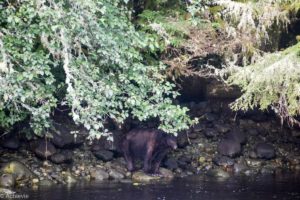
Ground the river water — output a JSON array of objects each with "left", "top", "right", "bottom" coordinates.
[{"left": 20, "top": 172, "right": 300, "bottom": 200}]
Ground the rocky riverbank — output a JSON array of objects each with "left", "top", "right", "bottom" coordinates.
[{"left": 1, "top": 100, "right": 300, "bottom": 192}]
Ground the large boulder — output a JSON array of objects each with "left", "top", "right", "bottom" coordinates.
[
  {"left": 93, "top": 150, "right": 114, "bottom": 162},
  {"left": 159, "top": 168, "right": 174, "bottom": 179},
  {"left": 217, "top": 139, "right": 241, "bottom": 158},
  {"left": 204, "top": 128, "right": 219, "bottom": 138},
  {"left": 132, "top": 171, "right": 160, "bottom": 182},
  {"left": 207, "top": 168, "right": 230, "bottom": 178},
  {"left": 0, "top": 137, "right": 20, "bottom": 150},
  {"left": 50, "top": 151, "right": 73, "bottom": 164},
  {"left": 61, "top": 171, "right": 77, "bottom": 184},
  {"left": 0, "top": 161, "right": 35, "bottom": 181},
  {"left": 104, "top": 159, "right": 128, "bottom": 175},
  {"left": 214, "top": 123, "right": 230, "bottom": 134},
  {"left": 91, "top": 130, "right": 124, "bottom": 155},
  {"left": 51, "top": 127, "right": 86, "bottom": 149},
  {"left": 204, "top": 113, "right": 219, "bottom": 122},
  {"left": 193, "top": 123, "right": 205, "bottom": 132},
  {"left": 225, "top": 128, "right": 247, "bottom": 145},
  {"left": 33, "top": 140, "right": 56, "bottom": 159},
  {"left": 233, "top": 163, "right": 248, "bottom": 173},
  {"left": 178, "top": 156, "right": 191, "bottom": 169},
  {"left": 164, "top": 158, "right": 178, "bottom": 170},
  {"left": 89, "top": 168, "right": 109, "bottom": 181},
  {"left": 108, "top": 169, "right": 125, "bottom": 180},
  {"left": 0, "top": 174, "right": 15, "bottom": 188},
  {"left": 39, "top": 179, "right": 54, "bottom": 186},
  {"left": 255, "top": 143, "right": 276, "bottom": 159},
  {"left": 213, "top": 155, "right": 235, "bottom": 167},
  {"left": 50, "top": 111, "right": 87, "bottom": 149}
]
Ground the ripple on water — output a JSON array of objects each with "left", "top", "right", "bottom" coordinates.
[{"left": 20, "top": 172, "right": 300, "bottom": 200}]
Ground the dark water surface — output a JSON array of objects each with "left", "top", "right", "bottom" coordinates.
[{"left": 21, "top": 172, "right": 300, "bottom": 200}]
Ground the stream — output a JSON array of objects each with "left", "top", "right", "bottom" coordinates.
[{"left": 19, "top": 172, "right": 300, "bottom": 200}]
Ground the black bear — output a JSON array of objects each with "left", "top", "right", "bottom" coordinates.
[{"left": 122, "top": 128, "right": 177, "bottom": 174}]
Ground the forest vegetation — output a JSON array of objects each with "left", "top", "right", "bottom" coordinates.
[{"left": 0, "top": 0, "right": 299, "bottom": 140}]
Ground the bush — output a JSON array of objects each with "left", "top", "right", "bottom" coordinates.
[
  {"left": 227, "top": 42, "right": 300, "bottom": 126},
  {"left": 0, "top": 0, "right": 196, "bottom": 139}
]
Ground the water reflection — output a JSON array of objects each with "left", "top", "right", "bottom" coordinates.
[{"left": 21, "top": 172, "right": 300, "bottom": 200}]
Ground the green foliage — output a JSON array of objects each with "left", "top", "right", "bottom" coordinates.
[
  {"left": 0, "top": 0, "right": 196, "bottom": 139},
  {"left": 187, "top": 0, "right": 300, "bottom": 65},
  {"left": 185, "top": 0, "right": 300, "bottom": 125},
  {"left": 227, "top": 42, "right": 300, "bottom": 125},
  {"left": 137, "top": 8, "right": 191, "bottom": 52},
  {"left": 187, "top": 0, "right": 209, "bottom": 17}
]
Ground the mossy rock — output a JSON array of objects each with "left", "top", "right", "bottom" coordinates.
[
  {"left": 159, "top": 168, "right": 174, "bottom": 179},
  {"left": 61, "top": 171, "right": 77, "bottom": 184},
  {"left": 39, "top": 179, "right": 54, "bottom": 187},
  {"left": 0, "top": 174, "right": 15, "bottom": 188},
  {"left": 207, "top": 168, "right": 230, "bottom": 179},
  {"left": 132, "top": 171, "right": 161, "bottom": 183},
  {"left": 1, "top": 161, "right": 35, "bottom": 181}
]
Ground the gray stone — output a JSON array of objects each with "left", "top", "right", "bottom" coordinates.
[
  {"left": 51, "top": 131, "right": 85, "bottom": 149},
  {"left": 50, "top": 173, "right": 65, "bottom": 184},
  {"left": 213, "top": 155, "right": 235, "bottom": 167},
  {"left": 159, "top": 168, "right": 174, "bottom": 179},
  {"left": 34, "top": 140, "right": 56, "bottom": 159},
  {"left": 193, "top": 123, "right": 205, "bottom": 132},
  {"left": 204, "top": 128, "right": 219, "bottom": 138},
  {"left": 189, "top": 132, "right": 199, "bottom": 139},
  {"left": 248, "top": 129, "right": 259, "bottom": 136},
  {"left": 93, "top": 150, "right": 114, "bottom": 162},
  {"left": 179, "top": 156, "right": 192, "bottom": 164},
  {"left": 177, "top": 156, "right": 191, "bottom": 169},
  {"left": 164, "top": 158, "right": 178, "bottom": 170},
  {"left": 0, "top": 174, "right": 15, "bottom": 188},
  {"left": 90, "top": 168, "right": 109, "bottom": 181},
  {"left": 177, "top": 160, "right": 188, "bottom": 169},
  {"left": 246, "top": 159, "right": 263, "bottom": 167},
  {"left": 217, "top": 139, "right": 241, "bottom": 158},
  {"left": 207, "top": 168, "right": 230, "bottom": 178},
  {"left": 1, "top": 137, "right": 20, "bottom": 150},
  {"left": 255, "top": 143, "right": 275, "bottom": 159},
  {"left": 90, "top": 130, "right": 124, "bottom": 154},
  {"left": 50, "top": 115, "right": 87, "bottom": 148},
  {"left": 1, "top": 161, "right": 35, "bottom": 181},
  {"left": 109, "top": 169, "right": 125, "bottom": 180},
  {"left": 189, "top": 101, "right": 197, "bottom": 109},
  {"left": 214, "top": 124, "right": 230, "bottom": 134},
  {"left": 204, "top": 113, "right": 218, "bottom": 122},
  {"left": 62, "top": 172, "right": 77, "bottom": 184},
  {"left": 225, "top": 128, "right": 247, "bottom": 144},
  {"left": 249, "top": 151, "right": 257, "bottom": 159},
  {"left": 233, "top": 163, "right": 248, "bottom": 173},
  {"left": 50, "top": 151, "right": 73, "bottom": 164},
  {"left": 39, "top": 179, "right": 54, "bottom": 186},
  {"left": 292, "top": 130, "right": 300, "bottom": 137},
  {"left": 132, "top": 171, "right": 160, "bottom": 182}
]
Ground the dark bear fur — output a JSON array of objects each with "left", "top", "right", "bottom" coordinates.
[{"left": 122, "top": 128, "right": 177, "bottom": 174}]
